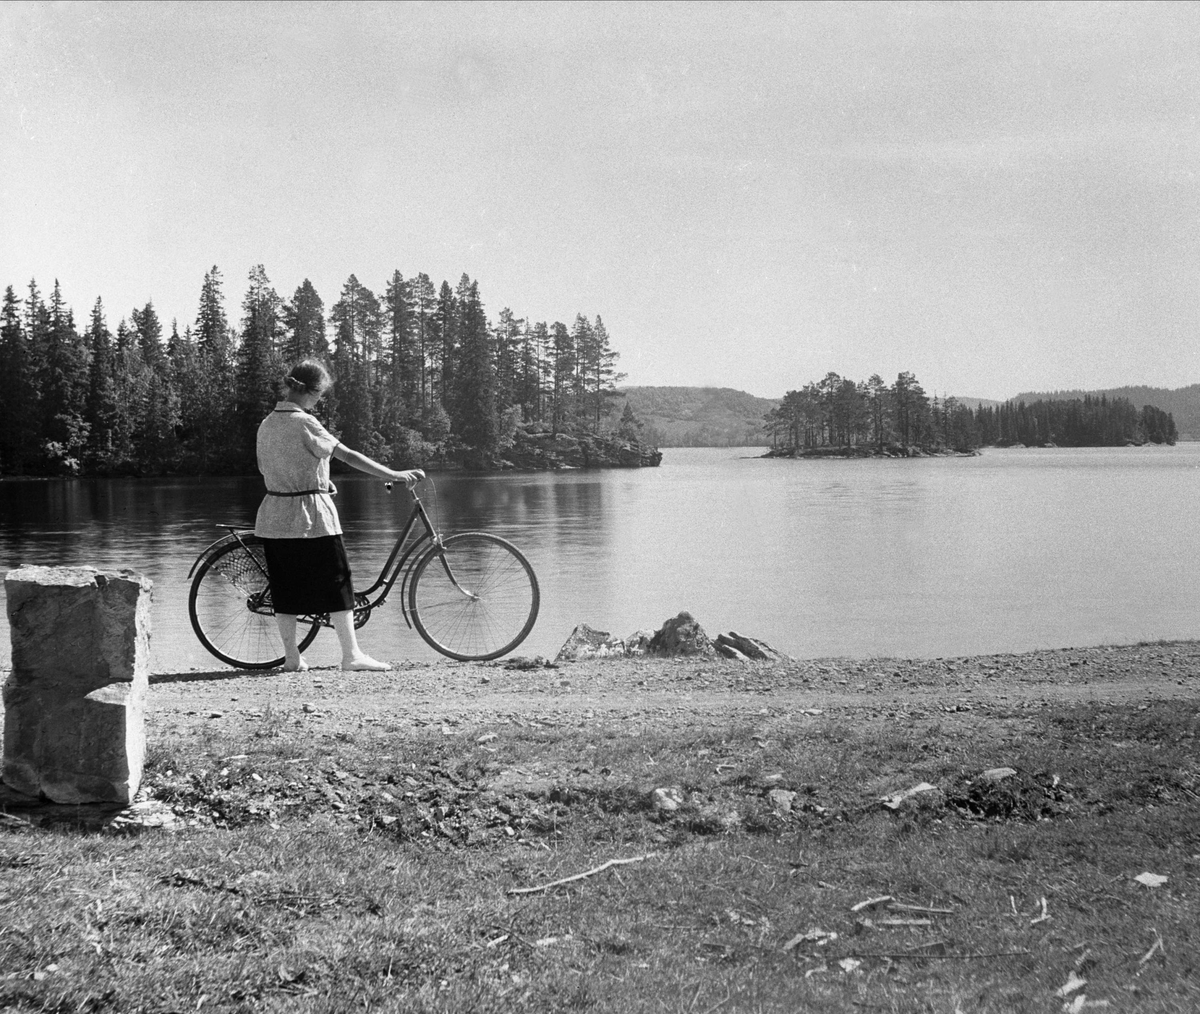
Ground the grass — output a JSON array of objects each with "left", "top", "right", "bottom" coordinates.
[{"left": 2, "top": 696, "right": 1198, "bottom": 1012}]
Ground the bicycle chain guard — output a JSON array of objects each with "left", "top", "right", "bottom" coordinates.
[{"left": 353, "top": 591, "right": 372, "bottom": 629}]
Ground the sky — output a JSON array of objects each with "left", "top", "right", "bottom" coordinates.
[{"left": 3, "top": 1, "right": 1199, "bottom": 402}]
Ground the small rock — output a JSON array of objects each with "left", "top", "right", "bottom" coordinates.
[
  {"left": 622, "top": 630, "right": 653, "bottom": 655},
  {"left": 503, "top": 655, "right": 556, "bottom": 671},
  {"left": 554, "top": 624, "right": 629, "bottom": 663},
  {"left": 648, "top": 612, "right": 714, "bottom": 657},
  {"left": 717, "top": 631, "right": 792, "bottom": 662},
  {"left": 650, "top": 786, "right": 686, "bottom": 812},
  {"left": 766, "top": 788, "right": 797, "bottom": 813},
  {"left": 978, "top": 767, "right": 1018, "bottom": 783},
  {"left": 881, "top": 782, "right": 940, "bottom": 810}
]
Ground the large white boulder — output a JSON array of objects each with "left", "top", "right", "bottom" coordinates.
[{"left": 3, "top": 566, "right": 152, "bottom": 804}]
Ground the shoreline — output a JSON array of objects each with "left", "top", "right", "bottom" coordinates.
[
  {"left": 2, "top": 640, "right": 1196, "bottom": 742},
  {"left": 133, "top": 639, "right": 1200, "bottom": 733}
]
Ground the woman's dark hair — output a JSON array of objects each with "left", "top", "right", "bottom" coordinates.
[{"left": 282, "top": 359, "right": 333, "bottom": 397}]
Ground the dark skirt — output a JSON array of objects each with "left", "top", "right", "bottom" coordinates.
[{"left": 261, "top": 535, "right": 355, "bottom": 616}]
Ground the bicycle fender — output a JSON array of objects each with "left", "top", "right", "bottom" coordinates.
[
  {"left": 186, "top": 530, "right": 256, "bottom": 579},
  {"left": 399, "top": 562, "right": 417, "bottom": 630},
  {"left": 399, "top": 542, "right": 444, "bottom": 631}
]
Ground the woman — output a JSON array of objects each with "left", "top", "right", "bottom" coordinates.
[{"left": 254, "top": 359, "right": 423, "bottom": 671}]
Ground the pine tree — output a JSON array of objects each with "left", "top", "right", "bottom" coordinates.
[
  {"left": 236, "top": 265, "right": 284, "bottom": 463},
  {"left": 138, "top": 366, "right": 181, "bottom": 471},
  {"left": 527, "top": 321, "right": 551, "bottom": 424},
  {"left": 383, "top": 270, "right": 419, "bottom": 424},
  {"left": 411, "top": 273, "right": 437, "bottom": 417},
  {"left": 281, "top": 279, "right": 328, "bottom": 363},
  {"left": 865, "top": 374, "right": 890, "bottom": 448},
  {"left": 433, "top": 280, "right": 458, "bottom": 411},
  {"left": 549, "top": 321, "right": 574, "bottom": 435},
  {"left": 131, "top": 301, "right": 165, "bottom": 375},
  {"left": 617, "top": 401, "right": 643, "bottom": 442},
  {"left": 513, "top": 321, "right": 541, "bottom": 422},
  {"left": 110, "top": 318, "right": 148, "bottom": 470},
  {"left": 39, "top": 281, "right": 89, "bottom": 472},
  {"left": 0, "top": 286, "right": 37, "bottom": 473},
  {"left": 493, "top": 307, "right": 522, "bottom": 416},
  {"left": 127, "top": 299, "right": 180, "bottom": 470},
  {"left": 187, "top": 267, "right": 235, "bottom": 471},
  {"left": 893, "top": 371, "right": 918, "bottom": 446},
  {"left": 585, "top": 315, "right": 624, "bottom": 432},
  {"left": 84, "top": 298, "right": 119, "bottom": 470},
  {"left": 195, "top": 267, "right": 231, "bottom": 362},
  {"left": 329, "top": 275, "right": 383, "bottom": 455},
  {"left": 569, "top": 314, "right": 593, "bottom": 428},
  {"left": 22, "top": 280, "right": 51, "bottom": 470},
  {"left": 452, "top": 280, "right": 498, "bottom": 464}
]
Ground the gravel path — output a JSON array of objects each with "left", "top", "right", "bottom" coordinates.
[{"left": 141, "top": 641, "right": 1200, "bottom": 734}]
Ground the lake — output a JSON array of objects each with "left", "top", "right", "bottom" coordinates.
[{"left": 1, "top": 444, "right": 1198, "bottom": 671}]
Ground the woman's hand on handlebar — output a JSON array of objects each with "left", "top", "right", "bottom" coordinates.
[{"left": 392, "top": 469, "right": 424, "bottom": 490}]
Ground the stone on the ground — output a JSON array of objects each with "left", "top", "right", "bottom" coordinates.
[
  {"left": 978, "top": 767, "right": 1018, "bottom": 783},
  {"left": 714, "top": 640, "right": 749, "bottom": 661},
  {"left": 881, "top": 781, "right": 940, "bottom": 811},
  {"left": 3, "top": 566, "right": 152, "bottom": 804},
  {"left": 650, "top": 786, "right": 686, "bottom": 813},
  {"left": 766, "top": 788, "right": 797, "bottom": 813},
  {"left": 554, "top": 625, "right": 656, "bottom": 662},
  {"left": 502, "top": 655, "right": 556, "bottom": 670},
  {"left": 554, "top": 624, "right": 629, "bottom": 662},
  {"left": 555, "top": 616, "right": 720, "bottom": 662},
  {"left": 622, "top": 630, "right": 653, "bottom": 655},
  {"left": 648, "top": 612, "right": 714, "bottom": 656},
  {"left": 716, "top": 631, "right": 792, "bottom": 662}
]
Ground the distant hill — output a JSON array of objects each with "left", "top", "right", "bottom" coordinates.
[
  {"left": 952, "top": 396, "right": 1002, "bottom": 411},
  {"left": 613, "top": 386, "right": 779, "bottom": 447},
  {"left": 1010, "top": 385, "right": 1200, "bottom": 440},
  {"left": 611, "top": 383, "right": 1200, "bottom": 448}
]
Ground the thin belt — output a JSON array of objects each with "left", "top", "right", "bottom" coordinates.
[{"left": 265, "top": 489, "right": 335, "bottom": 497}]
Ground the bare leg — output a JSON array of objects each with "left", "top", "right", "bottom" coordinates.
[
  {"left": 274, "top": 613, "right": 310, "bottom": 671},
  {"left": 330, "top": 610, "right": 390, "bottom": 671}
]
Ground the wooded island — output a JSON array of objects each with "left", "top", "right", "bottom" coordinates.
[{"left": 763, "top": 371, "right": 1178, "bottom": 456}]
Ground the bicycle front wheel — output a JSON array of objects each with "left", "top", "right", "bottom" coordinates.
[
  {"left": 409, "top": 533, "right": 539, "bottom": 661},
  {"left": 189, "top": 536, "right": 320, "bottom": 669}
]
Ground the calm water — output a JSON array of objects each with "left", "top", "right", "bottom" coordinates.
[{"left": 1, "top": 445, "right": 1198, "bottom": 671}]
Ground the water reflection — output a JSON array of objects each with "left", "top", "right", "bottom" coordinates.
[{"left": 2, "top": 445, "right": 1200, "bottom": 671}]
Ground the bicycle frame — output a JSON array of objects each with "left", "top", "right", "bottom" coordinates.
[
  {"left": 187, "top": 484, "right": 453, "bottom": 632},
  {"left": 357, "top": 485, "right": 444, "bottom": 631}
]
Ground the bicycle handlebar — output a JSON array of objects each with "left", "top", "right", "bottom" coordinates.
[{"left": 384, "top": 474, "right": 425, "bottom": 497}]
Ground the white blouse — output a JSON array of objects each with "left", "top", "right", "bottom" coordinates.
[{"left": 253, "top": 403, "right": 343, "bottom": 539}]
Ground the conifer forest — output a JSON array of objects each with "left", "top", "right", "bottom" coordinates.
[
  {"left": 0, "top": 267, "right": 626, "bottom": 476},
  {"left": 0, "top": 266, "right": 1179, "bottom": 478}
]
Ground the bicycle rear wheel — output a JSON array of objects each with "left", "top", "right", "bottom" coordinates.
[
  {"left": 189, "top": 536, "right": 321, "bottom": 669},
  {"left": 409, "top": 532, "right": 539, "bottom": 661}
]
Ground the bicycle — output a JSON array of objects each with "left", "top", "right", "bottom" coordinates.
[{"left": 187, "top": 480, "right": 539, "bottom": 669}]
